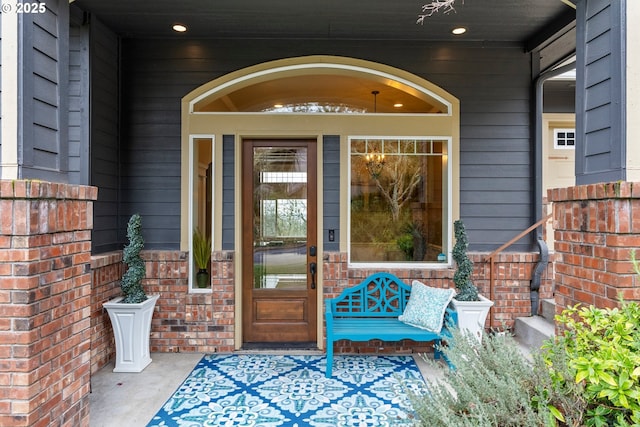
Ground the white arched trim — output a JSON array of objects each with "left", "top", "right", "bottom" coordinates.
[{"left": 185, "top": 56, "right": 454, "bottom": 115}]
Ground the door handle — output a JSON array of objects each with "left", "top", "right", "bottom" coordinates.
[{"left": 309, "top": 262, "right": 317, "bottom": 289}]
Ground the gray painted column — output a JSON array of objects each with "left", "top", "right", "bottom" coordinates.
[{"left": 574, "top": 0, "right": 627, "bottom": 184}]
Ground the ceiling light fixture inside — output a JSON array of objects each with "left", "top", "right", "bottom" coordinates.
[
  {"left": 452, "top": 27, "right": 467, "bottom": 35},
  {"left": 173, "top": 24, "right": 187, "bottom": 32},
  {"left": 393, "top": 103, "right": 403, "bottom": 108}
]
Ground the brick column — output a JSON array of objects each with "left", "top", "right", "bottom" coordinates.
[
  {"left": 0, "top": 180, "right": 97, "bottom": 427},
  {"left": 549, "top": 182, "right": 640, "bottom": 312}
]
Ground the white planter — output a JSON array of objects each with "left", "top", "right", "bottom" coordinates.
[
  {"left": 450, "top": 294, "right": 494, "bottom": 340},
  {"left": 103, "top": 294, "right": 159, "bottom": 373}
]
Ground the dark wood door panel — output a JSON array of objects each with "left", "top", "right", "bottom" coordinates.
[{"left": 242, "top": 139, "right": 318, "bottom": 344}]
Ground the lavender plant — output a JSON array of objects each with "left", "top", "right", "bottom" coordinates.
[{"left": 408, "top": 329, "right": 586, "bottom": 427}]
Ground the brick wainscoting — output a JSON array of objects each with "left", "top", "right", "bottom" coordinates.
[
  {"left": 0, "top": 181, "right": 97, "bottom": 427},
  {"left": 91, "top": 249, "right": 552, "bottom": 368},
  {"left": 89, "top": 252, "right": 122, "bottom": 374},
  {"left": 148, "top": 250, "right": 235, "bottom": 354},
  {"left": 91, "top": 250, "right": 236, "bottom": 373},
  {"left": 549, "top": 181, "right": 640, "bottom": 312},
  {"left": 322, "top": 251, "right": 552, "bottom": 354}
]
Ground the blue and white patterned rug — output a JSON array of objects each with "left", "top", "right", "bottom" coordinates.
[{"left": 146, "top": 354, "right": 427, "bottom": 426}]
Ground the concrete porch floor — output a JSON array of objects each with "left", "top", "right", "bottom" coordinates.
[
  {"left": 89, "top": 352, "right": 444, "bottom": 427},
  {"left": 90, "top": 353, "right": 204, "bottom": 427}
]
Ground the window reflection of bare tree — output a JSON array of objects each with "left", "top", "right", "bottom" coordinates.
[{"left": 370, "top": 155, "right": 422, "bottom": 222}]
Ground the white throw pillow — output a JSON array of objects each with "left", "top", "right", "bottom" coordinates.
[{"left": 399, "top": 280, "right": 455, "bottom": 332}]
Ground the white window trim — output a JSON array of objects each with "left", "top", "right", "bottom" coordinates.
[
  {"left": 347, "top": 135, "right": 453, "bottom": 269},
  {"left": 189, "top": 135, "right": 215, "bottom": 293},
  {"left": 553, "top": 128, "right": 576, "bottom": 150}
]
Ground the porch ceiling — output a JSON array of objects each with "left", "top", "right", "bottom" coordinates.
[{"left": 73, "top": 0, "right": 575, "bottom": 48}]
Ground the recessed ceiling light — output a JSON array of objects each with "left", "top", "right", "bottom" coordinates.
[
  {"left": 452, "top": 27, "right": 467, "bottom": 35},
  {"left": 173, "top": 24, "right": 187, "bottom": 33},
  {"left": 273, "top": 104, "right": 284, "bottom": 108},
  {"left": 393, "top": 103, "right": 403, "bottom": 108}
]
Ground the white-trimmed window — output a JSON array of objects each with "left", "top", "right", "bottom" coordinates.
[
  {"left": 554, "top": 128, "right": 575, "bottom": 149},
  {"left": 189, "top": 135, "right": 214, "bottom": 292},
  {"left": 349, "top": 137, "right": 450, "bottom": 266}
]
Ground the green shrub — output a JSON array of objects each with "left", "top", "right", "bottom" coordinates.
[
  {"left": 408, "top": 328, "right": 584, "bottom": 427},
  {"left": 396, "top": 233, "right": 414, "bottom": 260},
  {"left": 545, "top": 301, "right": 640, "bottom": 426},
  {"left": 410, "top": 249, "right": 640, "bottom": 427},
  {"left": 121, "top": 213, "right": 148, "bottom": 303},
  {"left": 452, "top": 219, "right": 478, "bottom": 301}
]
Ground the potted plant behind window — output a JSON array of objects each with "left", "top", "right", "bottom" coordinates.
[
  {"left": 192, "top": 227, "right": 211, "bottom": 288},
  {"left": 103, "top": 214, "right": 159, "bottom": 372},
  {"left": 449, "top": 219, "right": 494, "bottom": 340}
]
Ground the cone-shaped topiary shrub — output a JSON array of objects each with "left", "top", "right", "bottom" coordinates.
[
  {"left": 121, "top": 213, "right": 148, "bottom": 303},
  {"left": 452, "top": 219, "right": 479, "bottom": 301}
]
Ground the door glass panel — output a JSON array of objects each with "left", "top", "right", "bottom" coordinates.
[{"left": 253, "top": 147, "right": 307, "bottom": 289}]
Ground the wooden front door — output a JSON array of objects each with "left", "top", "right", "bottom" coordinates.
[{"left": 242, "top": 140, "right": 318, "bottom": 344}]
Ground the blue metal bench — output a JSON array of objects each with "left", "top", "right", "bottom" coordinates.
[{"left": 325, "top": 272, "right": 457, "bottom": 377}]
